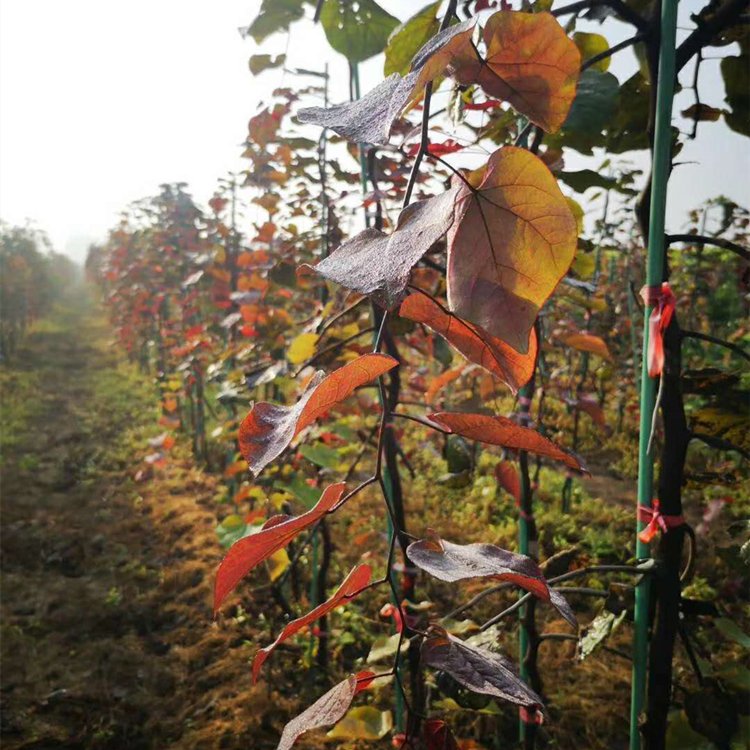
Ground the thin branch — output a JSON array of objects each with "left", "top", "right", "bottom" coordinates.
[
  {"left": 402, "top": 0, "right": 458, "bottom": 208},
  {"left": 681, "top": 330, "right": 750, "bottom": 362},
  {"left": 690, "top": 432, "right": 750, "bottom": 460},
  {"left": 581, "top": 33, "right": 646, "bottom": 72},
  {"left": 292, "top": 326, "right": 375, "bottom": 376},
  {"left": 313, "top": 0, "right": 325, "bottom": 24},
  {"left": 667, "top": 233, "right": 750, "bottom": 261}
]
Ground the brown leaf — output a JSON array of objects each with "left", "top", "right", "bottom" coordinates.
[
  {"left": 421, "top": 626, "right": 543, "bottom": 708},
  {"left": 446, "top": 146, "right": 577, "bottom": 353},
  {"left": 429, "top": 411, "right": 586, "bottom": 473},
  {"left": 253, "top": 564, "right": 371, "bottom": 683},
  {"left": 408, "top": 532, "right": 550, "bottom": 600},
  {"left": 214, "top": 483, "right": 345, "bottom": 613},
  {"left": 455, "top": 11, "right": 580, "bottom": 133},
  {"left": 298, "top": 20, "right": 476, "bottom": 145},
  {"left": 238, "top": 353, "right": 397, "bottom": 475},
  {"left": 400, "top": 291, "right": 536, "bottom": 392},
  {"left": 301, "top": 187, "right": 460, "bottom": 308},
  {"left": 276, "top": 671, "right": 373, "bottom": 750}
]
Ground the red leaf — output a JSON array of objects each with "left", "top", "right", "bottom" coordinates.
[
  {"left": 252, "top": 564, "right": 371, "bottom": 683},
  {"left": 400, "top": 292, "right": 536, "bottom": 393},
  {"left": 495, "top": 460, "right": 521, "bottom": 502},
  {"left": 276, "top": 671, "right": 373, "bottom": 750},
  {"left": 238, "top": 353, "right": 397, "bottom": 475},
  {"left": 429, "top": 412, "right": 586, "bottom": 473},
  {"left": 407, "top": 531, "right": 550, "bottom": 601},
  {"left": 424, "top": 719, "right": 459, "bottom": 750},
  {"left": 421, "top": 626, "right": 543, "bottom": 708},
  {"left": 214, "top": 483, "right": 345, "bottom": 613}
]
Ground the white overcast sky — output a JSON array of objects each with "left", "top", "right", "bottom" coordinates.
[{"left": 0, "top": 0, "right": 747, "bottom": 263}]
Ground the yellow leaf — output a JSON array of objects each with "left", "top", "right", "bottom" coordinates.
[
  {"left": 573, "top": 32, "right": 611, "bottom": 72},
  {"left": 287, "top": 333, "right": 319, "bottom": 365},
  {"left": 572, "top": 251, "right": 596, "bottom": 279},
  {"left": 267, "top": 548, "right": 290, "bottom": 582},
  {"left": 327, "top": 706, "right": 393, "bottom": 740}
]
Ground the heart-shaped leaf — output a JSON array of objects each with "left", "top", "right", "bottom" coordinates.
[
  {"left": 400, "top": 291, "right": 537, "bottom": 393},
  {"left": 454, "top": 11, "right": 580, "bottom": 133},
  {"left": 238, "top": 353, "right": 397, "bottom": 475},
  {"left": 446, "top": 146, "right": 577, "bottom": 353},
  {"left": 253, "top": 564, "right": 372, "bottom": 682},
  {"left": 214, "top": 483, "right": 345, "bottom": 613}
]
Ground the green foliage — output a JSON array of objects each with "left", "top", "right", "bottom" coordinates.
[{"left": 320, "top": 0, "right": 399, "bottom": 63}]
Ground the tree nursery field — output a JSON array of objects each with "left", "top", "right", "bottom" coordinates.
[{"left": 1, "top": 1, "right": 748, "bottom": 749}]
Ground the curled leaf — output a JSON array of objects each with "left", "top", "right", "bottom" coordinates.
[
  {"left": 400, "top": 291, "right": 537, "bottom": 392},
  {"left": 421, "top": 626, "right": 543, "bottom": 708},
  {"left": 495, "top": 460, "right": 521, "bottom": 502},
  {"left": 298, "top": 20, "right": 476, "bottom": 145},
  {"left": 253, "top": 564, "right": 372, "bottom": 682},
  {"left": 238, "top": 353, "right": 397, "bottom": 475},
  {"left": 302, "top": 188, "right": 460, "bottom": 308},
  {"left": 408, "top": 532, "right": 550, "bottom": 600},
  {"left": 214, "top": 483, "right": 345, "bottom": 613},
  {"left": 447, "top": 147, "right": 577, "bottom": 353},
  {"left": 429, "top": 412, "right": 586, "bottom": 473}
]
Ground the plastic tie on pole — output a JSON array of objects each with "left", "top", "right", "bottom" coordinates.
[
  {"left": 637, "top": 498, "right": 685, "bottom": 543},
  {"left": 640, "top": 282, "right": 676, "bottom": 377}
]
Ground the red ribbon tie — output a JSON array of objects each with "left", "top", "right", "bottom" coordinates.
[
  {"left": 637, "top": 499, "right": 685, "bottom": 543},
  {"left": 640, "top": 282, "right": 676, "bottom": 377}
]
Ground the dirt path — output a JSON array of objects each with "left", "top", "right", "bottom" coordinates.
[{"left": 0, "top": 290, "right": 286, "bottom": 750}]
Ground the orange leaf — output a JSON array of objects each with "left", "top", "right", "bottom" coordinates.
[
  {"left": 447, "top": 146, "right": 577, "bottom": 353},
  {"left": 224, "top": 460, "right": 249, "bottom": 479},
  {"left": 495, "top": 460, "right": 521, "bottom": 502},
  {"left": 425, "top": 366, "right": 466, "bottom": 405},
  {"left": 400, "top": 292, "right": 537, "bottom": 393},
  {"left": 429, "top": 412, "right": 586, "bottom": 473},
  {"left": 456, "top": 11, "right": 580, "bottom": 133},
  {"left": 238, "top": 353, "right": 397, "bottom": 475},
  {"left": 214, "top": 483, "right": 345, "bottom": 613},
  {"left": 252, "top": 564, "right": 371, "bottom": 683},
  {"left": 561, "top": 333, "right": 612, "bottom": 360}
]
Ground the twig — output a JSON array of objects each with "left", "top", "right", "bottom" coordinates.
[
  {"left": 681, "top": 330, "right": 750, "bottom": 362},
  {"left": 667, "top": 233, "right": 750, "bottom": 261},
  {"left": 581, "top": 33, "right": 646, "bottom": 72}
]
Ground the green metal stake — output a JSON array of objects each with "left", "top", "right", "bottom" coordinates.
[
  {"left": 351, "top": 61, "right": 405, "bottom": 735},
  {"left": 629, "top": 0, "right": 679, "bottom": 747}
]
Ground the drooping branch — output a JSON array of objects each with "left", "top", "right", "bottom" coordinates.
[
  {"left": 681, "top": 329, "right": 750, "bottom": 362},
  {"left": 690, "top": 431, "right": 750, "bottom": 459},
  {"left": 675, "top": 0, "right": 750, "bottom": 72},
  {"left": 667, "top": 233, "right": 750, "bottom": 261}
]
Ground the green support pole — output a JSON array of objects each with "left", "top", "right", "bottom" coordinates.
[
  {"left": 629, "top": 0, "right": 679, "bottom": 747},
  {"left": 352, "top": 61, "right": 405, "bottom": 735}
]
